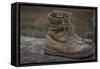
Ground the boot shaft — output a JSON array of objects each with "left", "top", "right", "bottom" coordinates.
[{"left": 47, "top": 10, "right": 74, "bottom": 42}]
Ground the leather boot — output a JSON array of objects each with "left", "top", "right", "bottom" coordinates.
[{"left": 44, "top": 10, "right": 94, "bottom": 59}]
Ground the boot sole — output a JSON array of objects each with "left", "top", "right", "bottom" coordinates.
[{"left": 44, "top": 46, "right": 94, "bottom": 59}]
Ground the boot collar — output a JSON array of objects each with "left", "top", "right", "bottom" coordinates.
[{"left": 48, "top": 10, "right": 72, "bottom": 24}]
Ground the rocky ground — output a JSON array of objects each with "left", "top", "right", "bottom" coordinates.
[{"left": 20, "top": 35, "right": 95, "bottom": 64}]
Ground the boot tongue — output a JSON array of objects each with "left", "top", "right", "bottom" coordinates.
[
  {"left": 48, "top": 11, "right": 65, "bottom": 24},
  {"left": 56, "top": 13, "right": 64, "bottom": 18}
]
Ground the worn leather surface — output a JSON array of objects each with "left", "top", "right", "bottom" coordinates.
[{"left": 45, "top": 10, "right": 95, "bottom": 59}]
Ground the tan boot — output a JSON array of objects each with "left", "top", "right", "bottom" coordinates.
[{"left": 44, "top": 10, "right": 94, "bottom": 59}]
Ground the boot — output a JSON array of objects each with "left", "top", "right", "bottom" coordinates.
[{"left": 44, "top": 10, "right": 94, "bottom": 59}]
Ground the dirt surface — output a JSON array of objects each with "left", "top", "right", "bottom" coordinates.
[{"left": 20, "top": 35, "right": 95, "bottom": 64}]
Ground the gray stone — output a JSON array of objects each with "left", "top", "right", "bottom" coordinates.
[{"left": 20, "top": 35, "right": 95, "bottom": 64}]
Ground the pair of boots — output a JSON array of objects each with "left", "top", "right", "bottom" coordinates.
[{"left": 45, "top": 10, "right": 94, "bottom": 59}]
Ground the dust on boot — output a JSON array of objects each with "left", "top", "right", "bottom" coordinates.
[{"left": 44, "top": 10, "right": 95, "bottom": 59}]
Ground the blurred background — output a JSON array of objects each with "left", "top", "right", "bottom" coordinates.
[{"left": 20, "top": 5, "right": 96, "bottom": 40}]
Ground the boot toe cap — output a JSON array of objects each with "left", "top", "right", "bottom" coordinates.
[{"left": 72, "top": 44, "right": 94, "bottom": 59}]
